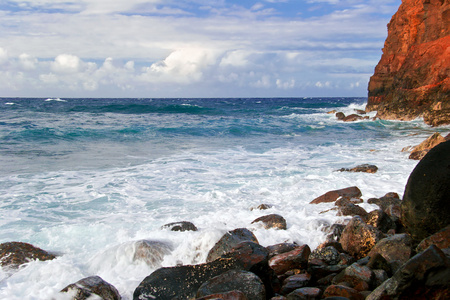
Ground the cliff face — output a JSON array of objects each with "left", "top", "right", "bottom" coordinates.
[{"left": 366, "top": 0, "right": 450, "bottom": 127}]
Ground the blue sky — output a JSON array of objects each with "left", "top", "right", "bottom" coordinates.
[{"left": 0, "top": 0, "right": 401, "bottom": 98}]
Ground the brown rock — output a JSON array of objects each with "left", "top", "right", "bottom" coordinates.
[
  {"left": 207, "top": 228, "right": 259, "bottom": 262},
  {"left": 339, "top": 216, "right": 385, "bottom": 259},
  {"left": 281, "top": 273, "right": 312, "bottom": 295},
  {"left": 366, "top": 0, "right": 450, "bottom": 127},
  {"left": 269, "top": 245, "right": 311, "bottom": 275},
  {"left": 366, "top": 253, "right": 392, "bottom": 276},
  {"left": 366, "top": 245, "right": 450, "bottom": 300},
  {"left": 251, "top": 204, "right": 273, "bottom": 211},
  {"left": 364, "top": 210, "right": 396, "bottom": 233},
  {"left": 0, "top": 242, "right": 56, "bottom": 269},
  {"left": 266, "top": 243, "right": 300, "bottom": 259},
  {"left": 310, "top": 186, "right": 362, "bottom": 204},
  {"left": 323, "top": 285, "right": 364, "bottom": 300},
  {"left": 61, "top": 276, "right": 121, "bottom": 300},
  {"left": 336, "top": 202, "right": 368, "bottom": 219},
  {"left": 221, "top": 241, "right": 269, "bottom": 270},
  {"left": 252, "top": 214, "right": 287, "bottom": 230},
  {"left": 368, "top": 234, "right": 412, "bottom": 267},
  {"left": 335, "top": 112, "right": 345, "bottom": 120},
  {"left": 286, "top": 287, "right": 321, "bottom": 300},
  {"left": 408, "top": 132, "right": 448, "bottom": 160},
  {"left": 342, "top": 114, "right": 364, "bottom": 122},
  {"left": 196, "top": 290, "right": 248, "bottom": 300},
  {"left": 332, "top": 263, "right": 375, "bottom": 291},
  {"left": 416, "top": 224, "right": 450, "bottom": 253}
]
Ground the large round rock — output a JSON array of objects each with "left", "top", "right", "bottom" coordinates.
[{"left": 401, "top": 140, "right": 450, "bottom": 243}]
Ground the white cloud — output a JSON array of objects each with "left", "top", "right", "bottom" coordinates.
[
  {"left": 0, "top": 47, "right": 8, "bottom": 64},
  {"left": 51, "top": 54, "right": 82, "bottom": 74},
  {"left": 19, "top": 53, "right": 38, "bottom": 70}
]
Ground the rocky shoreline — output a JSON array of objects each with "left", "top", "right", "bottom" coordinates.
[{"left": 1, "top": 140, "right": 449, "bottom": 300}]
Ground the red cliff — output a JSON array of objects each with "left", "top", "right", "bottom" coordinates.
[{"left": 366, "top": 0, "right": 450, "bottom": 127}]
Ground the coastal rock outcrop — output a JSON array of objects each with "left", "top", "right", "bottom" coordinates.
[
  {"left": 401, "top": 140, "right": 450, "bottom": 243},
  {"left": 0, "top": 242, "right": 56, "bottom": 269},
  {"left": 366, "top": 0, "right": 450, "bottom": 126}
]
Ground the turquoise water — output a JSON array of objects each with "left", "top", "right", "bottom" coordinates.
[{"left": 0, "top": 97, "right": 445, "bottom": 299}]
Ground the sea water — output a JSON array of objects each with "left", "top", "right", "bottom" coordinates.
[{"left": 0, "top": 97, "right": 447, "bottom": 299}]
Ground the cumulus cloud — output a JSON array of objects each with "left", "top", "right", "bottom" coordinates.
[
  {"left": 51, "top": 54, "right": 82, "bottom": 74},
  {"left": 0, "top": 47, "right": 8, "bottom": 64}
]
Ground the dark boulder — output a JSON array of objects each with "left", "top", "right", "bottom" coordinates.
[
  {"left": 366, "top": 245, "right": 450, "bottom": 300},
  {"left": 133, "top": 258, "right": 244, "bottom": 300},
  {"left": 206, "top": 228, "right": 259, "bottom": 262},
  {"left": 323, "top": 285, "right": 364, "bottom": 300},
  {"left": 266, "top": 243, "right": 299, "bottom": 259},
  {"left": 196, "top": 290, "right": 248, "bottom": 300},
  {"left": 335, "top": 112, "right": 346, "bottom": 120},
  {"left": 309, "top": 246, "right": 340, "bottom": 265},
  {"left": 286, "top": 287, "right": 322, "bottom": 300},
  {"left": 416, "top": 224, "right": 450, "bottom": 253},
  {"left": 196, "top": 269, "right": 266, "bottom": 300},
  {"left": 251, "top": 214, "right": 287, "bottom": 230},
  {"left": 342, "top": 114, "right": 365, "bottom": 122},
  {"left": 364, "top": 209, "right": 396, "bottom": 233},
  {"left": 332, "top": 263, "right": 375, "bottom": 291},
  {"left": 161, "top": 221, "right": 197, "bottom": 232},
  {"left": 310, "top": 187, "right": 362, "bottom": 204},
  {"left": 367, "top": 233, "right": 412, "bottom": 267},
  {"left": 401, "top": 140, "right": 450, "bottom": 243},
  {"left": 60, "top": 276, "right": 121, "bottom": 300},
  {"left": 269, "top": 244, "right": 311, "bottom": 275},
  {"left": 281, "top": 273, "right": 312, "bottom": 295},
  {"left": 0, "top": 242, "right": 56, "bottom": 269}
]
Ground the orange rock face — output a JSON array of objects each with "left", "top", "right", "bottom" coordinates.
[{"left": 366, "top": 0, "right": 450, "bottom": 127}]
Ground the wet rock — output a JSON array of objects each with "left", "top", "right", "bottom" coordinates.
[
  {"left": 364, "top": 210, "right": 396, "bottom": 233},
  {"left": 368, "top": 233, "right": 412, "bottom": 266},
  {"left": 133, "top": 258, "right": 244, "bottom": 300},
  {"left": 323, "top": 285, "right": 363, "bottom": 300},
  {"left": 286, "top": 287, "right": 322, "bottom": 300},
  {"left": 308, "top": 264, "right": 347, "bottom": 281},
  {"left": 0, "top": 242, "right": 56, "bottom": 269},
  {"left": 336, "top": 201, "right": 368, "bottom": 219},
  {"left": 310, "top": 187, "right": 362, "bottom": 204},
  {"left": 251, "top": 204, "right": 273, "bottom": 211},
  {"left": 132, "top": 240, "right": 173, "bottom": 267},
  {"left": 325, "top": 224, "right": 346, "bottom": 243},
  {"left": 342, "top": 114, "right": 364, "bottom": 122},
  {"left": 161, "top": 221, "right": 198, "bottom": 232},
  {"left": 416, "top": 224, "right": 450, "bottom": 253},
  {"left": 366, "top": 253, "right": 391, "bottom": 276},
  {"left": 196, "top": 290, "right": 248, "bottom": 300},
  {"left": 401, "top": 140, "right": 450, "bottom": 243},
  {"left": 335, "top": 112, "right": 345, "bottom": 120},
  {"left": 408, "top": 132, "right": 449, "bottom": 160},
  {"left": 281, "top": 273, "right": 312, "bottom": 295},
  {"left": 332, "top": 263, "right": 375, "bottom": 291},
  {"left": 252, "top": 214, "right": 287, "bottom": 230},
  {"left": 61, "top": 276, "right": 121, "bottom": 300},
  {"left": 309, "top": 246, "right": 340, "bottom": 265},
  {"left": 339, "top": 216, "right": 385, "bottom": 259},
  {"left": 206, "top": 228, "right": 259, "bottom": 262},
  {"left": 367, "top": 193, "right": 401, "bottom": 213},
  {"left": 337, "top": 164, "right": 378, "bottom": 173},
  {"left": 366, "top": 245, "right": 450, "bottom": 300},
  {"left": 372, "top": 269, "right": 389, "bottom": 288},
  {"left": 196, "top": 269, "right": 266, "bottom": 300},
  {"left": 266, "top": 243, "right": 299, "bottom": 259},
  {"left": 269, "top": 244, "right": 311, "bottom": 275}
]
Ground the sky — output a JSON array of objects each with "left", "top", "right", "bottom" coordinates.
[{"left": 0, "top": 0, "right": 401, "bottom": 98}]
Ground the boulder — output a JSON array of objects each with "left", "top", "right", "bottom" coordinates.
[
  {"left": 309, "top": 246, "right": 340, "bottom": 265},
  {"left": 342, "top": 114, "right": 365, "bottom": 122},
  {"left": 196, "top": 269, "right": 266, "bottom": 300},
  {"left": 367, "top": 234, "right": 412, "bottom": 266},
  {"left": 337, "top": 164, "right": 378, "bottom": 173},
  {"left": 0, "top": 242, "right": 56, "bottom": 268},
  {"left": 323, "top": 285, "right": 364, "bottom": 300},
  {"left": 332, "top": 263, "right": 375, "bottom": 291},
  {"left": 366, "top": 253, "right": 391, "bottom": 276},
  {"left": 206, "top": 228, "right": 259, "bottom": 262},
  {"left": 133, "top": 258, "right": 244, "bottom": 300},
  {"left": 336, "top": 201, "right": 368, "bottom": 219},
  {"left": 335, "top": 112, "right": 345, "bottom": 120},
  {"left": 339, "top": 216, "right": 385, "bottom": 259},
  {"left": 416, "top": 225, "right": 450, "bottom": 253},
  {"left": 324, "top": 224, "right": 346, "bottom": 243},
  {"left": 281, "top": 273, "right": 312, "bottom": 295},
  {"left": 364, "top": 210, "right": 396, "bottom": 233},
  {"left": 269, "top": 245, "right": 311, "bottom": 275},
  {"left": 366, "top": 245, "right": 450, "bottom": 300},
  {"left": 286, "top": 287, "right": 322, "bottom": 300},
  {"left": 221, "top": 241, "right": 269, "bottom": 271},
  {"left": 161, "top": 221, "right": 198, "bottom": 232},
  {"left": 310, "top": 187, "right": 362, "bottom": 204},
  {"left": 132, "top": 240, "right": 173, "bottom": 267},
  {"left": 251, "top": 214, "right": 287, "bottom": 230},
  {"left": 266, "top": 243, "right": 299, "bottom": 259},
  {"left": 401, "top": 140, "right": 450, "bottom": 243},
  {"left": 60, "top": 276, "right": 121, "bottom": 300},
  {"left": 408, "top": 132, "right": 449, "bottom": 160}
]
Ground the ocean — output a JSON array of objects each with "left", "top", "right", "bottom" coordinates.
[{"left": 0, "top": 97, "right": 447, "bottom": 299}]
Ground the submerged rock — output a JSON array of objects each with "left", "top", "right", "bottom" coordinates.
[
  {"left": 0, "top": 241, "right": 56, "bottom": 269},
  {"left": 251, "top": 214, "right": 287, "bottom": 230},
  {"left": 161, "top": 221, "right": 198, "bottom": 232},
  {"left": 337, "top": 164, "right": 378, "bottom": 173},
  {"left": 61, "top": 276, "right": 121, "bottom": 300}
]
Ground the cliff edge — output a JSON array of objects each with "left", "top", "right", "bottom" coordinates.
[{"left": 366, "top": 0, "right": 450, "bottom": 127}]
